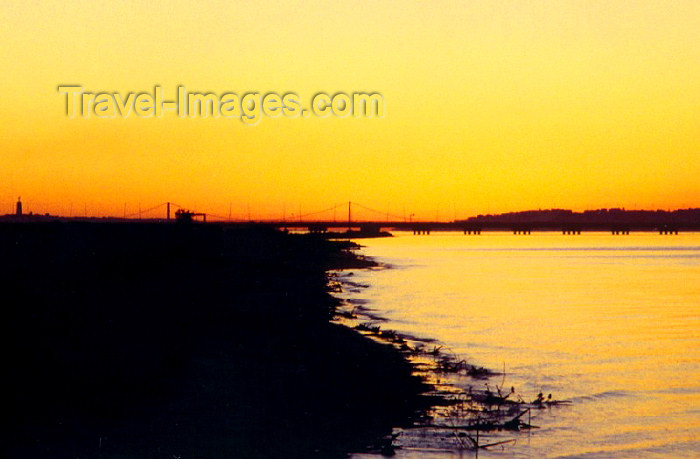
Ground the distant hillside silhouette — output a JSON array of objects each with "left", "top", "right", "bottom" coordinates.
[{"left": 458, "top": 208, "right": 700, "bottom": 231}]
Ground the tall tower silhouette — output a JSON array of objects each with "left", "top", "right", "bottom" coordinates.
[{"left": 16, "top": 197, "right": 22, "bottom": 216}]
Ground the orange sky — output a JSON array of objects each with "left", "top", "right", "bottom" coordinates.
[{"left": 1, "top": 1, "right": 699, "bottom": 220}]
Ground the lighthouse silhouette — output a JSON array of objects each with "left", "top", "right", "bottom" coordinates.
[{"left": 16, "top": 197, "right": 22, "bottom": 216}]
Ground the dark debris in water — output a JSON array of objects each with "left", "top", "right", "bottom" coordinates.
[{"left": 334, "top": 296, "right": 571, "bottom": 454}]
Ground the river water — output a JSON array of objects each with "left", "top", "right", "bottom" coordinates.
[{"left": 347, "top": 232, "right": 700, "bottom": 458}]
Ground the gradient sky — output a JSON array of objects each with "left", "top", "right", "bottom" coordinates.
[{"left": 1, "top": 1, "right": 699, "bottom": 220}]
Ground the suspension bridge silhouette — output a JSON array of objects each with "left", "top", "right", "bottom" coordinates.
[
  {"left": 123, "top": 201, "right": 444, "bottom": 234},
  {"left": 110, "top": 201, "right": 697, "bottom": 235}
]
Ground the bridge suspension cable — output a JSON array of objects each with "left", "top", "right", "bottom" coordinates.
[
  {"left": 203, "top": 211, "right": 235, "bottom": 221},
  {"left": 351, "top": 202, "right": 405, "bottom": 221},
  {"left": 123, "top": 202, "right": 168, "bottom": 218},
  {"left": 295, "top": 203, "right": 346, "bottom": 220}
]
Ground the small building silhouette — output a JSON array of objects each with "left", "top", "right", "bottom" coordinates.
[{"left": 174, "top": 208, "right": 206, "bottom": 223}]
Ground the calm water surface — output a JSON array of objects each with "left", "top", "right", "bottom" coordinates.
[{"left": 348, "top": 232, "right": 700, "bottom": 458}]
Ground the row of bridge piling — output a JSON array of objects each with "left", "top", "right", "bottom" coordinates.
[
  {"left": 297, "top": 225, "right": 684, "bottom": 235},
  {"left": 412, "top": 227, "right": 682, "bottom": 235},
  {"left": 413, "top": 228, "right": 678, "bottom": 235}
]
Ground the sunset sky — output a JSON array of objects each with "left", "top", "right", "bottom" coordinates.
[{"left": 2, "top": 1, "right": 699, "bottom": 220}]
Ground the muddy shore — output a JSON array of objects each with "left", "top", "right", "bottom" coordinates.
[{"left": 0, "top": 222, "right": 430, "bottom": 458}]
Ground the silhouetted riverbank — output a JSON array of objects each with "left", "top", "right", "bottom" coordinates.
[{"left": 0, "top": 222, "right": 429, "bottom": 458}]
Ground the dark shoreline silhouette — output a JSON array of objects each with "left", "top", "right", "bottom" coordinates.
[
  {"left": 1, "top": 222, "right": 429, "bottom": 458},
  {"left": 3, "top": 207, "right": 699, "bottom": 234}
]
